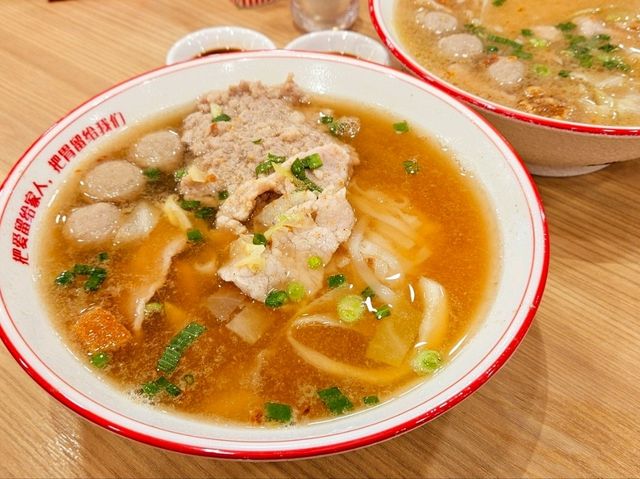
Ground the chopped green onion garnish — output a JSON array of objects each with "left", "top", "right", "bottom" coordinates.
[
  {"left": 492, "top": 0, "right": 505, "bottom": 5},
  {"left": 154, "top": 376, "right": 182, "bottom": 397},
  {"left": 90, "top": 352, "right": 110, "bottom": 369},
  {"left": 327, "top": 274, "right": 346, "bottom": 289},
  {"left": 144, "top": 302, "right": 164, "bottom": 314},
  {"left": 73, "top": 264, "right": 92, "bottom": 275},
  {"left": 363, "top": 395, "right": 379, "bottom": 405},
  {"left": 374, "top": 305, "right": 391, "bottom": 320},
  {"left": 267, "top": 153, "right": 286, "bottom": 163},
  {"left": 556, "top": 21, "right": 576, "bottom": 32},
  {"left": 265, "top": 290, "right": 288, "bottom": 308},
  {"left": 265, "top": 402, "right": 293, "bottom": 423},
  {"left": 393, "top": 120, "right": 409, "bottom": 133},
  {"left": 521, "top": 28, "right": 533, "bottom": 37},
  {"left": 337, "top": 294, "right": 365, "bottom": 323},
  {"left": 174, "top": 167, "right": 187, "bottom": 182},
  {"left": 55, "top": 270, "right": 74, "bottom": 285},
  {"left": 290, "top": 157, "right": 323, "bottom": 193},
  {"left": 602, "top": 57, "right": 629, "bottom": 71},
  {"left": 529, "top": 38, "right": 550, "bottom": 48},
  {"left": 212, "top": 113, "right": 231, "bottom": 122},
  {"left": 361, "top": 286, "right": 376, "bottom": 299},
  {"left": 187, "top": 228, "right": 204, "bottom": 242},
  {"left": 598, "top": 43, "right": 617, "bottom": 52},
  {"left": 141, "top": 381, "right": 161, "bottom": 397},
  {"left": 307, "top": 255, "right": 323, "bottom": 270},
  {"left": 595, "top": 33, "right": 611, "bottom": 41},
  {"left": 286, "top": 281, "right": 306, "bottom": 302},
  {"left": 183, "top": 373, "right": 195, "bottom": 385},
  {"left": 179, "top": 199, "right": 201, "bottom": 211},
  {"left": 486, "top": 45, "right": 499, "bottom": 53},
  {"left": 255, "top": 161, "right": 274, "bottom": 176},
  {"left": 195, "top": 206, "right": 216, "bottom": 220},
  {"left": 97, "top": 252, "right": 109, "bottom": 262},
  {"left": 534, "top": 64, "right": 550, "bottom": 76},
  {"left": 302, "top": 153, "right": 322, "bottom": 170},
  {"left": 143, "top": 167, "right": 162, "bottom": 182},
  {"left": 252, "top": 138, "right": 263, "bottom": 144},
  {"left": 411, "top": 349, "right": 443, "bottom": 375},
  {"left": 403, "top": 160, "right": 420, "bottom": 175},
  {"left": 218, "top": 190, "right": 229, "bottom": 200},
  {"left": 319, "top": 113, "right": 334, "bottom": 124},
  {"left": 317, "top": 387, "right": 353, "bottom": 415},
  {"left": 252, "top": 233, "right": 268, "bottom": 246},
  {"left": 83, "top": 267, "right": 107, "bottom": 292},
  {"left": 558, "top": 69, "right": 571, "bottom": 78},
  {"left": 156, "top": 322, "right": 206, "bottom": 374}
]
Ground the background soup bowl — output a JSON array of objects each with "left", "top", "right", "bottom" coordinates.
[
  {"left": 370, "top": 0, "right": 640, "bottom": 177},
  {"left": 0, "top": 51, "right": 548, "bottom": 459}
]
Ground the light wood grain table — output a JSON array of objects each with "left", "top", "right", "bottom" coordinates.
[{"left": 1, "top": 1, "right": 638, "bottom": 477}]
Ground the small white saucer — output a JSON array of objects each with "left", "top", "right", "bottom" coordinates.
[
  {"left": 284, "top": 30, "right": 392, "bottom": 66},
  {"left": 166, "top": 26, "right": 276, "bottom": 64}
]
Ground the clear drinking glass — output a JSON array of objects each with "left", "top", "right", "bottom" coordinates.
[{"left": 291, "top": 0, "right": 359, "bottom": 32}]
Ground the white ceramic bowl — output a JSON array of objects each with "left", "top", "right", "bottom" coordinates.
[
  {"left": 166, "top": 26, "right": 276, "bottom": 64},
  {"left": 369, "top": 0, "right": 640, "bottom": 177},
  {"left": 285, "top": 30, "right": 392, "bottom": 66},
  {"left": 0, "top": 50, "right": 548, "bottom": 459}
]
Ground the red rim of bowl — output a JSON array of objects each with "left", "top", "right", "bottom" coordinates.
[
  {"left": 0, "top": 50, "right": 550, "bottom": 460},
  {"left": 369, "top": 0, "right": 640, "bottom": 137}
]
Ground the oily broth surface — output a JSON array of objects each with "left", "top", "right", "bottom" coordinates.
[
  {"left": 395, "top": 0, "right": 640, "bottom": 126},
  {"left": 38, "top": 97, "right": 496, "bottom": 425}
]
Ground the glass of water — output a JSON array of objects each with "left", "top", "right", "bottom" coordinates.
[{"left": 291, "top": 0, "right": 359, "bottom": 32}]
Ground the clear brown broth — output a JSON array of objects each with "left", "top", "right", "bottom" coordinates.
[{"left": 38, "top": 97, "right": 497, "bottom": 425}]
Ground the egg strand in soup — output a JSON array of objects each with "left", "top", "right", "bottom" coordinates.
[
  {"left": 39, "top": 78, "right": 496, "bottom": 425},
  {"left": 395, "top": 0, "right": 640, "bottom": 126}
]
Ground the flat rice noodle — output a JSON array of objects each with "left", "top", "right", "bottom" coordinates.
[
  {"left": 206, "top": 286, "right": 247, "bottom": 322},
  {"left": 226, "top": 303, "right": 274, "bottom": 344},
  {"left": 121, "top": 220, "right": 187, "bottom": 332},
  {"left": 371, "top": 221, "right": 415, "bottom": 249},
  {"left": 417, "top": 277, "right": 449, "bottom": 348},
  {"left": 349, "top": 194, "right": 417, "bottom": 238},
  {"left": 360, "top": 238, "right": 403, "bottom": 280},
  {"left": 347, "top": 218, "right": 396, "bottom": 303}
]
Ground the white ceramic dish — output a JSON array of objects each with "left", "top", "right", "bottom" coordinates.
[
  {"left": 0, "top": 50, "right": 548, "bottom": 459},
  {"left": 285, "top": 30, "right": 392, "bottom": 66},
  {"left": 166, "top": 26, "right": 276, "bottom": 64},
  {"left": 369, "top": 0, "right": 640, "bottom": 177}
]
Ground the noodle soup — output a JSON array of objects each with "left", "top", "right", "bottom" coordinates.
[
  {"left": 395, "top": 0, "right": 640, "bottom": 126},
  {"left": 38, "top": 78, "right": 496, "bottom": 425}
]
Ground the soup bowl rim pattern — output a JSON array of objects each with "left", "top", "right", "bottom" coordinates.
[
  {"left": 0, "top": 50, "right": 549, "bottom": 459},
  {"left": 368, "top": 0, "right": 640, "bottom": 137}
]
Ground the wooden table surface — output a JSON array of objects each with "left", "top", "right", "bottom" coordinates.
[{"left": 0, "top": 1, "right": 638, "bottom": 477}]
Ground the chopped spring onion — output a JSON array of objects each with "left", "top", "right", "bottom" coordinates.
[
  {"left": 290, "top": 155, "right": 323, "bottom": 192},
  {"left": 252, "top": 233, "right": 268, "bottom": 246},
  {"left": 556, "top": 21, "right": 576, "bottom": 32},
  {"left": 521, "top": 28, "right": 533, "bottom": 37},
  {"left": 361, "top": 286, "right": 376, "bottom": 300},
  {"left": 174, "top": 167, "right": 187, "bottom": 182},
  {"left": 602, "top": 57, "right": 630, "bottom": 71},
  {"left": 83, "top": 267, "right": 107, "bottom": 292},
  {"left": 307, "top": 255, "right": 323, "bottom": 270},
  {"left": 558, "top": 70, "right": 571, "bottom": 78},
  {"left": 337, "top": 294, "right": 365, "bottom": 323},
  {"left": 411, "top": 349, "right": 443, "bottom": 375},
  {"left": 156, "top": 322, "right": 206, "bottom": 374},
  {"left": 187, "top": 228, "right": 204, "bottom": 242},
  {"left": 212, "top": 113, "right": 231, "bottom": 122},
  {"left": 141, "top": 381, "right": 161, "bottom": 396},
  {"left": 327, "top": 274, "right": 346, "bottom": 289},
  {"left": 252, "top": 138, "right": 263, "bottom": 144},
  {"left": 492, "top": 0, "right": 506, "bottom": 6},
  {"left": 265, "top": 290, "right": 288, "bottom": 308},
  {"left": 264, "top": 402, "right": 293, "bottom": 423},
  {"left": 183, "top": 373, "right": 195, "bottom": 385},
  {"left": 286, "top": 281, "right": 306, "bottom": 302},
  {"left": 393, "top": 120, "right": 409, "bottom": 133},
  {"left": 97, "top": 252, "right": 109, "bottom": 262},
  {"left": 144, "top": 302, "right": 164, "bottom": 314},
  {"left": 195, "top": 206, "right": 216, "bottom": 220},
  {"left": 179, "top": 199, "right": 201, "bottom": 211},
  {"left": 143, "top": 167, "right": 162, "bottom": 182},
  {"left": 146, "top": 376, "right": 182, "bottom": 397},
  {"left": 403, "top": 160, "right": 420, "bottom": 175},
  {"left": 319, "top": 113, "right": 334, "bottom": 124},
  {"left": 302, "top": 153, "right": 323, "bottom": 170},
  {"left": 374, "top": 304, "right": 391, "bottom": 320},
  {"left": 55, "top": 270, "right": 74, "bottom": 285},
  {"left": 363, "top": 395, "right": 379, "bottom": 405},
  {"left": 218, "top": 190, "right": 229, "bottom": 200},
  {"left": 90, "top": 352, "right": 110, "bottom": 369},
  {"left": 534, "top": 64, "right": 550, "bottom": 76},
  {"left": 73, "top": 264, "right": 92, "bottom": 275},
  {"left": 317, "top": 386, "right": 353, "bottom": 415},
  {"left": 486, "top": 45, "right": 499, "bottom": 53},
  {"left": 529, "top": 38, "right": 550, "bottom": 48}
]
